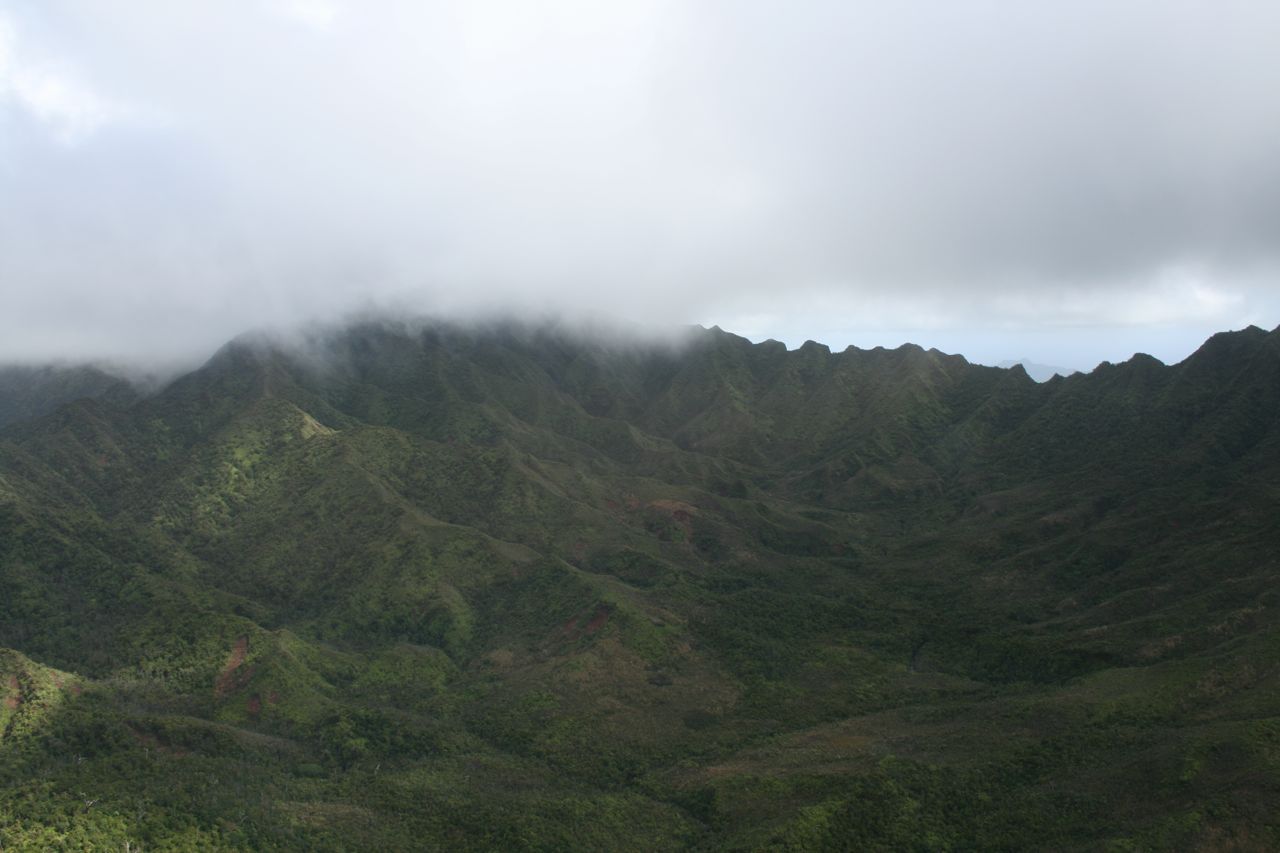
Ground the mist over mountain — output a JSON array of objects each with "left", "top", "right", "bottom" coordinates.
[
  {"left": 995, "top": 358, "right": 1081, "bottom": 383},
  {"left": 1, "top": 318, "right": 1277, "bottom": 848},
  {"left": 5, "top": 2, "right": 1280, "bottom": 847},
  {"left": 0, "top": 363, "right": 136, "bottom": 429},
  {"left": 4, "top": 3, "right": 1280, "bottom": 367}
]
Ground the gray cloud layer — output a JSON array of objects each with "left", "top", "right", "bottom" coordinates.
[{"left": 2, "top": 0, "right": 1278, "bottom": 368}]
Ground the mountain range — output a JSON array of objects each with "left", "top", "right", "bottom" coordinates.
[
  {"left": 1, "top": 320, "right": 1278, "bottom": 850},
  {"left": 994, "top": 359, "right": 1080, "bottom": 382}
]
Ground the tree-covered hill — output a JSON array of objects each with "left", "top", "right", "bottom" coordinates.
[
  {"left": 1, "top": 320, "right": 1277, "bottom": 849},
  {"left": 0, "top": 364, "right": 136, "bottom": 430}
]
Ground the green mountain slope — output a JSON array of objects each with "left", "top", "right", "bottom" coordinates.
[
  {"left": 0, "top": 364, "right": 135, "bottom": 430},
  {"left": 1, "top": 321, "right": 1278, "bottom": 849}
]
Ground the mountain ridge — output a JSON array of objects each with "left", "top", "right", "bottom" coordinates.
[{"left": 0, "top": 319, "right": 1277, "bottom": 849}]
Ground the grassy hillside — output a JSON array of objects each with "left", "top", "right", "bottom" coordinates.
[{"left": 1, "top": 321, "right": 1277, "bottom": 850}]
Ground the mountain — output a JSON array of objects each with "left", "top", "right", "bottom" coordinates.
[
  {"left": 996, "top": 358, "right": 1081, "bottom": 382},
  {"left": 1, "top": 320, "right": 1278, "bottom": 850},
  {"left": 0, "top": 363, "right": 135, "bottom": 428}
]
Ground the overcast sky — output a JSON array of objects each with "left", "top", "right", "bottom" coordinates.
[{"left": 2, "top": 1, "right": 1278, "bottom": 370}]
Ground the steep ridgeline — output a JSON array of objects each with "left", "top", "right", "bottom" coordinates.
[
  {"left": 0, "top": 321, "right": 1277, "bottom": 850},
  {"left": 0, "top": 363, "right": 135, "bottom": 429}
]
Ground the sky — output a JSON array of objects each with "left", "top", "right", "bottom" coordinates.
[{"left": 1, "top": 1, "right": 1278, "bottom": 371}]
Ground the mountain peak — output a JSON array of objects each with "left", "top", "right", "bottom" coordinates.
[{"left": 996, "top": 358, "right": 1080, "bottom": 382}]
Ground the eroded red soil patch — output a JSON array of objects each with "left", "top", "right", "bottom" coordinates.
[
  {"left": 214, "top": 636, "right": 251, "bottom": 698},
  {"left": 247, "top": 693, "right": 262, "bottom": 716},
  {"left": 648, "top": 499, "right": 696, "bottom": 515},
  {"left": 560, "top": 605, "right": 613, "bottom": 641},
  {"left": 647, "top": 500, "right": 697, "bottom": 538},
  {"left": 585, "top": 605, "right": 611, "bottom": 634},
  {"left": 3, "top": 674, "right": 20, "bottom": 710},
  {"left": 127, "top": 725, "right": 190, "bottom": 758}
]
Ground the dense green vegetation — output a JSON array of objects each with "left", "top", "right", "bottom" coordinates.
[{"left": 1, "top": 320, "right": 1278, "bottom": 849}]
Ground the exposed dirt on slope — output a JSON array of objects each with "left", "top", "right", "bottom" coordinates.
[
  {"left": 3, "top": 674, "right": 19, "bottom": 710},
  {"left": 560, "top": 605, "right": 611, "bottom": 640},
  {"left": 585, "top": 605, "right": 611, "bottom": 634},
  {"left": 646, "top": 500, "right": 697, "bottom": 539},
  {"left": 214, "top": 636, "right": 251, "bottom": 698},
  {"left": 127, "top": 725, "right": 191, "bottom": 758}
]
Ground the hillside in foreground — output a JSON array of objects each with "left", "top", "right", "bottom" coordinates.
[{"left": 1, "top": 320, "right": 1278, "bottom": 850}]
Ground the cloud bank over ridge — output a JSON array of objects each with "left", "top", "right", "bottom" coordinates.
[{"left": 2, "top": 1, "right": 1278, "bottom": 368}]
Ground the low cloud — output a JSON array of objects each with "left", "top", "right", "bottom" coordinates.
[{"left": 2, "top": 1, "right": 1278, "bottom": 368}]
